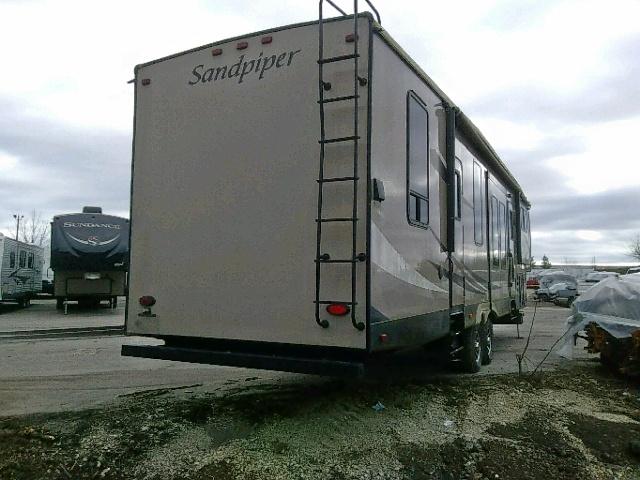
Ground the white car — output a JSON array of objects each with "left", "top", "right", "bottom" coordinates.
[{"left": 585, "top": 272, "right": 619, "bottom": 283}]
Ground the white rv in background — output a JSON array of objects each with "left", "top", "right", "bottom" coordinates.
[
  {"left": 123, "top": 5, "right": 531, "bottom": 376},
  {"left": 0, "top": 233, "right": 44, "bottom": 307}
]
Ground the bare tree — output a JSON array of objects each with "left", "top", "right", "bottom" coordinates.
[
  {"left": 20, "top": 210, "right": 50, "bottom": 247},
  {"left": 629, "top": 235, "right": 640, "bottom": 262}
]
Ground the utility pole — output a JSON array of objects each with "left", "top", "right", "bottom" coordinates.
[{"left": 13, "top": 214, "right": 23, "bottom": 241}]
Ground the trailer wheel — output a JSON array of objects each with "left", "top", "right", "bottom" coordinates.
[
  {"left": 481, "top": 320, "right": 493, "bottom": 365},
  {"left": 461, "top": 325, "right": 482, "bottom": 373}
]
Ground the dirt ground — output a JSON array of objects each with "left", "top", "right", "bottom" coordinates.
[{"left": 2, "top": 362, "right": 639, "bottom": 480}]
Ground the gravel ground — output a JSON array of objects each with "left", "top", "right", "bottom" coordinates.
[{"left": 2, "top": 363, "right": 639, "bottom": 480}]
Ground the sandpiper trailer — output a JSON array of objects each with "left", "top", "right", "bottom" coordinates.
[
  {"left": 50, "top": 207, "right": 129, "bottom": 312},
  {"left": 123, "top": 4, "right": 532, "bottom": 376},
  {"left": 0, "top": 233, "right": 44, "bottom": 307}
]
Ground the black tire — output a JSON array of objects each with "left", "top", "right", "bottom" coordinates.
[
  {"left": 481, "top": 320, "right": 493, "bottom": 365},
  {"left": 56, "top": 298, "right": 64, "bottom": 310},
  {"left": 461, "top": 325, "right": 482, "bottom": 373},
  {"left": 17, "top": 298, "right": 26, "bottom": 308}
]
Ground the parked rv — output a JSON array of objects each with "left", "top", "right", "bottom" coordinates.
[
  {"left": 123, "top": 7, "right": 532, "bottom": 376},
  {"left": 0, "top": 233, "right": 44, "bottom": 307},
  {"left": 50, "top": 207, "right": 129, "bottom": 312}
]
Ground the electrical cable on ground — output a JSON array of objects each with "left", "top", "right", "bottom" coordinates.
[{"left": 516, "top": 299, "right": 538, "bottom": 375}]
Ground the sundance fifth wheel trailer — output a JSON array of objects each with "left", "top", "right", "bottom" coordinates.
[{"left": 123, "top": 4, "right": 532, "bottom": 376}]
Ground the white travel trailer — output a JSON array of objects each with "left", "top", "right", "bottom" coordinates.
[
  {"left": 0, "top": 233, "right": 44, "bottom": 306},
  {"left": 123, "top": 6, "right": 532, "bottom": 376}
]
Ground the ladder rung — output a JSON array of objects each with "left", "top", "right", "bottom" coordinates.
[
  {"left": 315, "top": 259, "right": 357, "bottom": 264},
  {"left": 317, "top": 176, "right": 359, "bottom": 183},
  {"left": 314, "top": 300, "right": 357, "bottom": 305},
  {"left": 318, "top": 53, "right": 359, "bottom": 64},
  {"left": 316, "top": 217, "right": 358, "bottom": 223},
  {"left": 319, "top": 135, "right": 359, "bottom": 144},
  {"left": 319, "top": 95, "right": 359, "bottom": 104}
]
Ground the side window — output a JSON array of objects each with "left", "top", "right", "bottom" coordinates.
[
  {"left": 19, "top": 250, "right": 26, "bottom": 268},
  {"left": 9, "top": 251, "right": 15, "bottom": 268},
  {"left": 499, "top": 202, "right": 506, "bottom": 269},
  {"left": 407, "top": 91, "right": 429, "bottom": 227},
  {"left": 521, "top": 206, "right": 529, "bottom": 233},
  {"left": 454, "top": 159, "right": 462, "bottom": 220},
  {"left": 28, "top": 252, "right": 34, "bottom": 269},
  {"left": 473, "top": 162, "right": 484, "bottom": 244},
  {"left": 491, "top": 196, "right": 499, "bottom": 266}
]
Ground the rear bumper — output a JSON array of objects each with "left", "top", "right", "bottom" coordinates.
[{"left": 121, "top": 344, "right": 366, "bottom": 377}]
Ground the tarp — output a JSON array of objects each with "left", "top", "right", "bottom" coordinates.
[
  {"left": 50, "top": 213, "right": 129, "bottom": 271},
  {"left": 559, "top": 274, "right": 640, "bottom": 358}
]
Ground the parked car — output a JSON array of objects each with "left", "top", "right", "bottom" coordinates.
[
  {"left": 549, "top": 281, "right": 579, "bottom": 306},
  {"left": 535, "top": 272, "right": 577, "bottom": 302},
  {"left": 585, "top": 271, "right": 619, "bottom": 283},
  {"left": 526, "top": 275, "right": 540, "bottom": 289}
]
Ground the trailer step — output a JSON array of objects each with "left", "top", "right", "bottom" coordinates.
[
  {"left": 317, "top": 53, "right": 359, "bottom": 64},
  {"left": 319, "top": 94, "right": 359, "bottom": 104},
  {"left": 319, "top": 135, "right": 360, "bottom": 144},
  {"left": 317, "top": 176, "right": 359, "bottom": 183},
  {"left": 316, "top": 217, "right": 358, "bottom": 223}
]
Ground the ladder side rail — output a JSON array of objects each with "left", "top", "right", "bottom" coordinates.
[
  {"left": 315, "top": 0, "right": 329, "bottom": 328},
  {"left": 350, "top": 0, "right": 365, "bottom": 330}
]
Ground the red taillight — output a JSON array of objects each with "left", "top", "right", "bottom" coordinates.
[
  {"left": 326, "top": 303, "right": 350, "bottom": 316},
  {"left": 139, "top": 296, "right": 156, "bottom": 307},
  {"left": 379, "top": 333, "right": 389, "bottom": 343}
]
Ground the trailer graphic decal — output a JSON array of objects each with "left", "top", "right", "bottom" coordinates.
[
  {"left": 67, "top": 233, "right": 121, "bottom": 247},
  {"left": 188, "top": 50, "right": 302, "bottom": 86},
  {"left": 371, "top": 224, "right": 446, "bottom": 294}
]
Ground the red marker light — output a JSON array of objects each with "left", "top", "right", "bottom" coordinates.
[
  {"left": 139, "top": 295, "right": 156, "bottom": 307},
  {"left": 345, "top": 33, "right": 357, "bottom": 43},
  {"left": 212, "top": 48, "right": 223, "bottom": 56},
  {"left": 261, "top": 36, "right": 272, "bottom": 44},
  {"left": 379, "top": 333, "right": 389, "bottom": 343},
  {"left": 326, "top": 304, "right": 350, "bottom": 316},
  {"left": 236, "top": 41, "right": 248, "bottom": 50}
]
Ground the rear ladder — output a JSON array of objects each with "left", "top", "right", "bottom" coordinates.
[{"left": 314, "top": 1, "right": 380, "bottom": 331}]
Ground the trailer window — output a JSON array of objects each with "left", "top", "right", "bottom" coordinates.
[
  {"left": 521, "top": 206, "right": 529, "bottom": 232},
  {"left": 9, "top": 251, "right": 15, "bottom": 268},
  {"left": 491, "top": 196, "right": 499, "bottom": 266},
  {"left": 406, "top": 91, "right": 429, "bottom": 227},
  {"left": 473, "top": 162, "right": 484, "bottom": 244},
  {"left": 499, "top": 201, "right": 506, "bottom": 269},
  {"left": 454, "top": 160, "right": 462, "bottom": 220},
  {"left": 27, "top": 252, "right": 34, "bottom": 269},
  {"left": 19, "top": 250, "right": 26, "bottom": 268}
]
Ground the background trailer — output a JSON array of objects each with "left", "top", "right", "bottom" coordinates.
[
  {"left": 123, "top": 9, "right": 531, "bottom": 376},
  {"left": 0, "top": 233, "right": 44, "bottom": 306},
  {"left": 50, "top": 207, "right": 129, "bottom": 311}
]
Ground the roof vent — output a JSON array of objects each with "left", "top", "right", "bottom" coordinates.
[{"left": 82, "top": 206, "right": 102, "bottom": 214}]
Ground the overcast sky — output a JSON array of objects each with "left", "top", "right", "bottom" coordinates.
[{"left": 1, "top": 0, "right": 639, "bottom": 265}]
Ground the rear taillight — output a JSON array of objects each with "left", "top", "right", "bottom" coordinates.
[
  {"left": 326, "top": 303, "right": 350, "bottom": 316},
  {"left": 139, "top": 296, "right": 156, "bottom": 307}
]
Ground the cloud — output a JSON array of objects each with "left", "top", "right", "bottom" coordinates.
[
  {"left": 465, "top": 33, "right": 640, "bottom": 127},
  {"left": 0, "top": 96, "right": 130, "bottom": 234}
]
